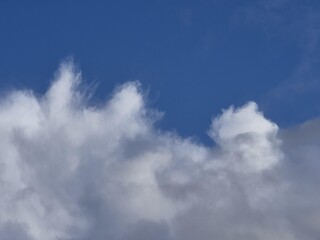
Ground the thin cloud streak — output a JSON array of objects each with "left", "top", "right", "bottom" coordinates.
[{"left": 236, "top": 0, "right": 320, "bottom": 122}]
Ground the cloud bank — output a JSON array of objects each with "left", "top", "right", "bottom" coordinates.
[{"left": 0, "top": 62, "right": 320, "bottom": 239}]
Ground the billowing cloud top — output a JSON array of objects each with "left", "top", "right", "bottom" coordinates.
[{"left": 0, "top": 62, "right": 319, "bottom": 240}]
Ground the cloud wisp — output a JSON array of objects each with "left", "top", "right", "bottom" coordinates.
[
  {"left": 237, "top": 0, "right": 320, "bottom": 121},
  {"left": 0, "top": 62, "right": 320, "bottom": 240}
]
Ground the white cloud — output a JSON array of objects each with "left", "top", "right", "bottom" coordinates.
[{"left": 0, "top": 61, "right": 319, "bottom": 239}]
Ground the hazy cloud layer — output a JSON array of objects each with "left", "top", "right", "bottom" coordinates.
[{"left": 0, "top": 62, "right": 320, "bottom": 239}]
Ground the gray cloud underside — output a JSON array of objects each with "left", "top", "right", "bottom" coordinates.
[{"left": 0, "top": 62, "right": 320, "bottom": 240}]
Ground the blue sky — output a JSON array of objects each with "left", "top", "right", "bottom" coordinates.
[
  {"left": 1, "top": 0, "right": 320, "bottom": 143},
  {"left": 2, "top": 1, "right": 320, "bottom": 239}
]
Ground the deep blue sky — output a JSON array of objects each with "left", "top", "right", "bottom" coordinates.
[{"left": 1, "top": 0, "right": 320, "bottom": 143}]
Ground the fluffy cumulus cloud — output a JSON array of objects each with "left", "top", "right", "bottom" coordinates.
[{"left": 0, "top": 62, "right": 320, "bottom": 239}]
